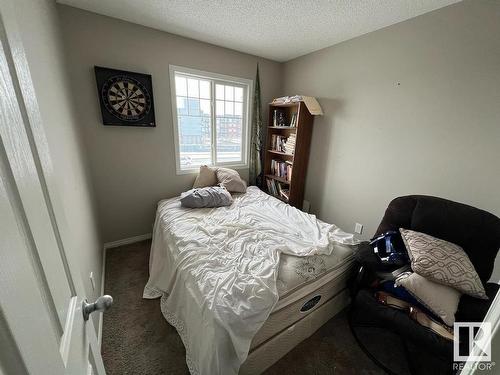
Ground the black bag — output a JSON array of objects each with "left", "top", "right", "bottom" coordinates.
[
  {"left": 352, "top": 231, "right": 409, "bottom": 292},
  {"left": 370, "top": 230, "right": 409, "bottom": 267}
]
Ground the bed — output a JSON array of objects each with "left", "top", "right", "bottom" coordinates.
[{"left": 143, "top": 186, "right": 358, "bottom": 375}]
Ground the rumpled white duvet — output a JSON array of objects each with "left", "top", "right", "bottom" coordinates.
[{"left": 143, "top": 186, "right": 357, "bottom": 375}]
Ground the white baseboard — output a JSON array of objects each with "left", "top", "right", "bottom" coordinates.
[
  {"left": 103, "top": 233, "right": 152, "bottom": 250},
  {"left": 98, "top": 232, "right": 152, "bottom": 346}
]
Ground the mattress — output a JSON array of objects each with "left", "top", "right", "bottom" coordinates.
[
  {"left": 251, "top": 251, "right": 354, "bottom": 350},
  {"left": 277, "top": 242, "right": 354, "bottom": 299},
  {"left": 242, "top": 288, "right": 351, "bottom": 374}
]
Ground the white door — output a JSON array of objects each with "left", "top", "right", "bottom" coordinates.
[{"left": 0, "top": 3, "right": 108, "bottom": 375}]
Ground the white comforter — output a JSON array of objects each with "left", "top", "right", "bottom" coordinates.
[{"left": 143, "top": 187, "right": 356, "bottom": 375}]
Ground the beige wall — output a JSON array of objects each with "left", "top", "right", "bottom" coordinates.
[
  {"left": 58, "top": 5, "right": 283, "bottom": 243},
  {"left": 283, "top": 1, "right": 500, "bottom": 279},
  {"left": 11, "top": 0, "right": 103, "bottom": 324}
]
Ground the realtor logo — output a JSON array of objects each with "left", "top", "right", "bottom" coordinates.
[{"left": 454, "top": 322, "right": 492, "bottom": 362}]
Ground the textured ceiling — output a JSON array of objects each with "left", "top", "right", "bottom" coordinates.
[{"left": 56, "top": 0, "right": 462, "bottom": 62}]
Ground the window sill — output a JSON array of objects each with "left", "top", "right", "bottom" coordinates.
[{"left": 176, "top": 163, "right": 249, "bottom": 175}]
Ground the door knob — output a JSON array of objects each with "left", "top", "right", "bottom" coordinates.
[{"left": 82, "top": 295, "right": 113, "bottom": 321}]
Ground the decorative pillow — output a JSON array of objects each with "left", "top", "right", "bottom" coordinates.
[
  {"left": 400, "top": 228, "right": 487, "bottom": 299},
  {"left": 193, "top": 165, "right": 218, "bottom": 188},
  {"left": 216, "top": 168, "right": 247, "bottom": 193},
  {"left": 395, "top": 272, "right": 461, "bottom": 327},
  {"left": 180, "top": 186, "right": 233, "bottom": 208}
]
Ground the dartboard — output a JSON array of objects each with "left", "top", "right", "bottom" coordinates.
[
  {"left": 102, "top": 76, "right": 151, "bottom": 121},
  {"left": 95, "top": 66, "right": 156, "bottom": 127}
]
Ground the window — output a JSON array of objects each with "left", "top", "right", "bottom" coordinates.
[{"left": 170, "top": 65, "right": 252, "bottom": 173}]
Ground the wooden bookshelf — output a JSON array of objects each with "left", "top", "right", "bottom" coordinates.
[{"left": 263, "top": 101, "right": 314, "bottom": 209}]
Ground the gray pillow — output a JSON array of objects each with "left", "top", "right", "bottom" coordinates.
[
  {"left": 180, "top": 186, "right": 233, "bottom": 208},
  {"left": 400, "top": 228, "right": 487, "bottom": 299}
]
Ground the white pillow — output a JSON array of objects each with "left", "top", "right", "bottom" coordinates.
[
  {"left": 400, "top": 228, "right": 487, "bottom": 299},
  {"left": 216, "top": 168, "right": 247, "bottom": 193},
  {"left": 193, "top": 165, "right": 218, "bottom": 188},
  {"left": 395, "top": 272, "right": 461, "bottom": 327}
]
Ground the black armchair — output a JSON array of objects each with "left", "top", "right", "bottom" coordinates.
[{"left": 350, "top": 195, "right": 500, "bottom": 374}]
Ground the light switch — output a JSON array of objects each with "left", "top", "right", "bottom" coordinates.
[{"left": 354, "top": 223, "right": 363, "bottom": 234}]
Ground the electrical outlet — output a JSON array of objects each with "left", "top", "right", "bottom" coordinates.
[
  {"left": 354, "top": 223, "right": 363, "bottom": 235},
  {"left": 89, "top": 271, "right": 96, "bottom": 291}
]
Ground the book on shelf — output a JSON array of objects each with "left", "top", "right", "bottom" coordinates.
[
  {"left": 286, "top": 160, "right": 293, "bottom": 180},
  {"left": 266, "top": 177, "right": 277, "bottom": 196},
  {"left": 279, "top": 189, "right": 290, "bottom": 200},
  {"left": 270, "top": 135, "right": 287, "bottom": 153},
  {"left": 271, "top": 112, "right": 297, "bottom": 128},
  {"left": 272, "top": 109, "right": 287, "bottom": 127},
  {"left": 270, "top": 134, "right": 296, "bottom": 155},
  {"left": 265, "top": 177, "right": 289, "bottom": 202},
  {"left": 270, "top": 159, "right": 292, "bottom": 182},
  {"left": 284, "top": 134, "right": 296, "bottom": 154}
]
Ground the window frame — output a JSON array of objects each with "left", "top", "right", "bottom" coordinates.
[{"left": 169, "top": 65, "right": 253, "bottom": 175}]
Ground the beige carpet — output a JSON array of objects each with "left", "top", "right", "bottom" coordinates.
[{"left": 102, "top": 240, "right": 384, "bottom": 374}]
